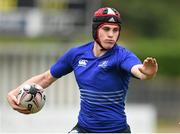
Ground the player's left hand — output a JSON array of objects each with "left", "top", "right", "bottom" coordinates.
[{"left": 139, "top": 57, "right": 158, "bottom": 77}]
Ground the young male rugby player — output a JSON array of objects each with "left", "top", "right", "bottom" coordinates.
[{"left": 7, "top": 7, "right": 158, "bottom": 133}]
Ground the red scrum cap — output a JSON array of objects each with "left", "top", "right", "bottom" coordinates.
[{"left": 92, "top": 7, "right": 122, "bottom": 46}]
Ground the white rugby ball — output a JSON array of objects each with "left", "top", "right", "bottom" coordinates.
[{"left": 17, "top": 84, "right": 46, "bottom": 113}]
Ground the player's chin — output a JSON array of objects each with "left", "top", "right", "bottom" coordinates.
[{"left": 104, "top": 43, "right": 115, "bottom": 49}]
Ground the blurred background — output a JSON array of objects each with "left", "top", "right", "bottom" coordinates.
[{"left": 0, "top": 0, "right": 180, "bottom": 133}]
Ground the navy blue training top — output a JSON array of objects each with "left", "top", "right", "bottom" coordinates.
[{"left": 50, "top": 41, "right": 141, "bottom": 132}]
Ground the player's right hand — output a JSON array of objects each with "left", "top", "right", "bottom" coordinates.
[{"left": 7, "top": 91, "right": 31, "bottom": 114}]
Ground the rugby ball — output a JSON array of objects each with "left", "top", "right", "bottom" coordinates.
[{"left": 17, "top": 84, "right": 46, "bottom": 113}]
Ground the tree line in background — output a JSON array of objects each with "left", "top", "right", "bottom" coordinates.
[{"left": 102, "top": 0, "right": 179, "bottom": 39}]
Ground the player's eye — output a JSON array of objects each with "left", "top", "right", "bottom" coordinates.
[
  {"left": 102, "top": 27, "right": 110, "bottom": 32},
  {"left": 113, "top": 28, "right": 119, "bottom": 33}
]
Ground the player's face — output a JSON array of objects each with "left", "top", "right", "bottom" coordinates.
[{"left": 98, "top": 24, "right": 120, "bottom": 49}]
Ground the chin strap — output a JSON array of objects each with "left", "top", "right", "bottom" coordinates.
[{"left": 95, "top": 39, "right": 108, "bottom": 51}]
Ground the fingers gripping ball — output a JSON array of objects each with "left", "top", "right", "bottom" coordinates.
[{"left": 17, "top": 84, "right": 46, "bottom": 113}]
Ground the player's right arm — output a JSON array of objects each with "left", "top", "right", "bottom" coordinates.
[
  {"left": 8, "top": 47, "right": 75, "bottom": 114},
  {"left": 7, "top": 70, "right": 56, "bottom": 114}
]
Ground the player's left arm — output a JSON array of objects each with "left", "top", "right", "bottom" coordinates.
[{"left": 131, "top": 57, "right": 158, "bottom": 80}]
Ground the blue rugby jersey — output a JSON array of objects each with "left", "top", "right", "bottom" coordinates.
[{"left": 50, "top": 41, "right": 141, "bottom": 132}]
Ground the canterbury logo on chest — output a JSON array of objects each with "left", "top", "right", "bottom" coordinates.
[{"left": 78, "top": 59, "right": 88, "bottom": 67}]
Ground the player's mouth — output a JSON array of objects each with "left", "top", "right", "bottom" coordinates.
[{"left": 104, "top": 40, "right": 115, "bottom": 44}]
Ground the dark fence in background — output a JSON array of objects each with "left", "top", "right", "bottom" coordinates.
[
  {"left": 0, "top": 0, "right": 100, "bottom": 38},
  {"left": 128, "top": 79, "right": 180, "bottom": 119}
]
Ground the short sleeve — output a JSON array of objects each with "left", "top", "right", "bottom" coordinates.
[
  {"left": 119, "top": 48, "right": 142, "bottom": 73},
  {"left": 50, "top": 49, "right": 74, "bottom": 78}
]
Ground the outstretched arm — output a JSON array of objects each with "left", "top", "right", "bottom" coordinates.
[
  {"left": 131, "top": 57, "right": 158, "bottom": 80},
  {"left": 7, "top": 70, "right": 57, "bottom": 114}
]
